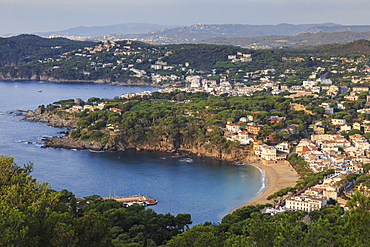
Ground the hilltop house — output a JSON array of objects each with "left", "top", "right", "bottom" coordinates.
[
  {"left": 246, "top": 123, "right": 264, "bottom": 135},
  {"left": 226, "top": 122, "right": 241, "bottom": 133}
]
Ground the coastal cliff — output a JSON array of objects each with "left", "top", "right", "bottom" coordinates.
[{"left": 42, "top": 133, "right": 256, "bottom": 163}]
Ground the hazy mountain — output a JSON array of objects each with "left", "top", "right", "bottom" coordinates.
[
  {"left": 100, "top": 23, "right": 354, "bottom": 43},
  {"left": 33, "top": 23, "right": 344, "bottom": 40},
  {"left": 19, "top": 23, "right": 370, "bottom": 48},
  {"left": 36, "top": 23, "right": 170, "bottom": 37},
  {"left": 149, "top": 23, "right": 342, "bottom": 38}
]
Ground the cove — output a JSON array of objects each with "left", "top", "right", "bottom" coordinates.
[{"left": 0, "top": 80, "right": 263, "bottom": 224}]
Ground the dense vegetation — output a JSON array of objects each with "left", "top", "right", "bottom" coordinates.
[{"left": 162, "top": 44, "right": 244, "bottom": 68}]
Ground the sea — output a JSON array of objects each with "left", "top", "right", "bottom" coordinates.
[{"left": 0, "top": 80, "right": 263, "bottom": 225}]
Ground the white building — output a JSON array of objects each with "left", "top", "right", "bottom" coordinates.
[
  {"left": 285, "top": 188, "right": 328, "bottom": 212},
  {"left": 226, "top": 123, "right": 241, "bottom": 133},
  {"left": 186, "top": 75, "right": 202, "bottom": 88}
]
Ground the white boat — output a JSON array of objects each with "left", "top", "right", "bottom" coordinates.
[{"left": 180, "top": 158, "right": 194, "bottom": 163}]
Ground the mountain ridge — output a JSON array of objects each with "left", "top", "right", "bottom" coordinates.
[{"left": 36, "top": 22, "right": 370, "bottom": 39}]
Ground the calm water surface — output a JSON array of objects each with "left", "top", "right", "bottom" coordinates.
[{"left": 0, "top": 81, "right": 263, "bottom": 224}]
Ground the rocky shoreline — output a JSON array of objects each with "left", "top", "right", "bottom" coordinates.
[
  {"left": 40, "top": 132, "right": 257, "bottom": 163},
  {"left": 0, "top": 76, "right": 170, "bottom": 87},
  {"left": 22, "top": 109, "right": 78, "bottom": 128}
]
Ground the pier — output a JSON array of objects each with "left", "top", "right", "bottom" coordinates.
[{"left": 103, "top": 195, "right": 157, "bottom": 206}]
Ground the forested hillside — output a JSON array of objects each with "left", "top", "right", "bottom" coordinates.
[
  {"left": 0, "top": 34, "right": 94, "bottom": 67},
  {"left": 36, "top": 91, "right": 310, "bottom": 158},
  {"left": 1, "top": 35, "right": 370, "bottom": 86}
]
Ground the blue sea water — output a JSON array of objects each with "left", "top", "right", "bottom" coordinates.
[{"left": 0, "top": 80, "right": 263, "bottom": 225}]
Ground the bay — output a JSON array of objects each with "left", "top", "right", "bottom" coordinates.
[{"left": 0, "top": 80, "right": 263, "bottom": 225}]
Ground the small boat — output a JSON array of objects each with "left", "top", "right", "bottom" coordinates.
[
  {"left": 180, "top": 158, "right": 194, "bottom": 163},
  {"left": 38, "top": 90, "right": 42, "bottom": 92},
  {"left": 234, "top": 162, "right": 246, "bottom": 166}
]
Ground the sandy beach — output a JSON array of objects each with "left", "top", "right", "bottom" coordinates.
[{"left": 232, "top": 159, "right": 299, "bottom": 212}]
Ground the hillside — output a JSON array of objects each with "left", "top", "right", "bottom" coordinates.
[
  {"left": 0, "top": 34, "right": 94, "bottom": 67},
  {"left": 303, "top": 39, "right": 370, "bottom": 54},
  {"left": 0, "top": 35, "right": 370, "bottom": 86}
]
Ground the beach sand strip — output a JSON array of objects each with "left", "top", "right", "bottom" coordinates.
[{"left": 232, "top": 159, "right": 299, "bottom": 212}]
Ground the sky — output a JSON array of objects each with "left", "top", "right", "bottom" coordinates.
[{"left": 1, "top": 0, "right": 369, "bottom": 35}]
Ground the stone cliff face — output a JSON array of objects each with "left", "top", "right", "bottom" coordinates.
[{"left": 43, "top": 133, "right": 255, "bottom": 163}]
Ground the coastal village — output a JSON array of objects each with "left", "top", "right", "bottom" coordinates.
[
  {"left": 4, "top": 34, "right": 370, "bottom": 245},
  {"left": 15, "top": 39, "right": 370, "bottom": 215},
  {"left": 51, "top": 44, "right": 370, "bottom": 215}
]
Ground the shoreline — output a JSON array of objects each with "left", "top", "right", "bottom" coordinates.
[
  {"left": 0, "top": 78, "right": 167, "bottom": 88},
  {"left": 231, "top": 159, "right": 299, "bottom": 212}
]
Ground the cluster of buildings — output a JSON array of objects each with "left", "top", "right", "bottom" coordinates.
[
  {"left": 296, "top": 134, "right": 370, "bottom": 174},
  {"left": 64, "top": 101, "right": 106, "bottom": 113},
  {"left": 219, "top": 117, "right": 294, "bottom": 161},
  {"left": 227, "top": 52, "right": 252, "bottom": 63},
  {"left": 223, "top": 119, "right": 255, "bottom": 145},
  {"left": 40, "top": 38, "right": 370, "bottom": 106},
  {"left": 267, "top": 133, "right": 370, "bottom": 213},
  {"left": 283, "top": 168, "right": 360, "bottom": 213}
]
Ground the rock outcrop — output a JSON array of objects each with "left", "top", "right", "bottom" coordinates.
[
  {"left": 42, "top": 134, "right": 124, "bottom": 151},
  {"left": 22, "top": 110, "right": 78, "bottom": 128},
  {"left": 0, "top": 72, "right": 149, "bottom": 86}
]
